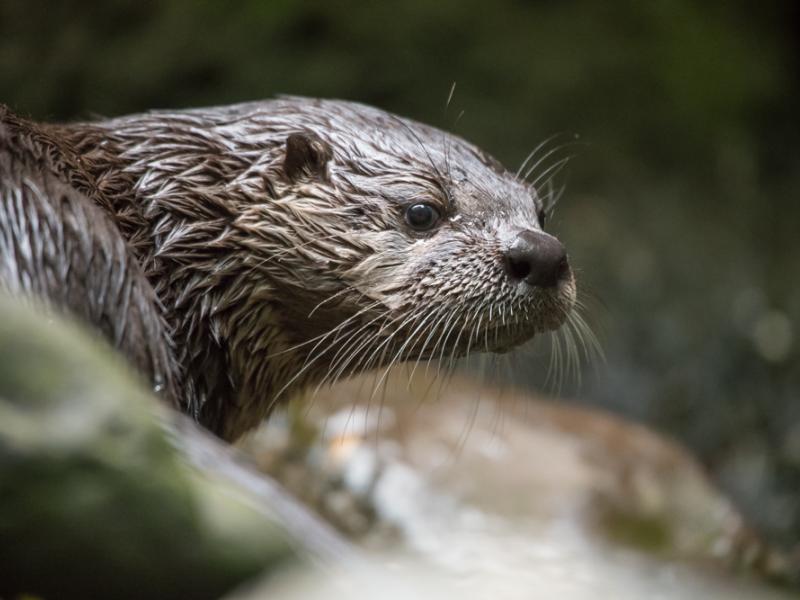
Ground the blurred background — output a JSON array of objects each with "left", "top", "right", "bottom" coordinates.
[{"left": 1, "top": 0, "right": 797, "bottom": 549}]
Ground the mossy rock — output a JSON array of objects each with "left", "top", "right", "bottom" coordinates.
[{"left": 0, "top": 297, "right": 298, "bottom": 600}]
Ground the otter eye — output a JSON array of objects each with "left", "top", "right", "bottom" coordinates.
[{"left": 405, "top": 203, "right": 440, "bottom": 231}]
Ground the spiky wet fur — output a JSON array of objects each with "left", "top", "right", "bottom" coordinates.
[{"left": 1, "top": 98, "right": 576, "bottom": 440}]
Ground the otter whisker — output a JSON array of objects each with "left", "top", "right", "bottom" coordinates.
[
  {"left": 528, "top": 154, "right": 576, "bottom": 193},
  {"left": 271, "top": 322, "right": 378, "bottom": 413},
  {"left": 454, "top": 371, "right": 484, "bottom": 456},
  {"left": 441, "top": 82, "right": 459, "bottom": 185},
  {"left": 447, "top": 305, "right": 482, "bottom": 375},
  {"left": 306, "top": 267, "right": 397, "bottom": 318},
  {"left": 269, "top": 306, "right": 393, "bottom": 406},
  {"left": 570, "top": 305, "right": 604, "bottom": 367},
  {"left": 432, "top": 307, "right": 465, "bottom": 379},
  {"left": 522, "top": 140, "right": 574, "bottom": 182},
  {"left": 515, "top": 133, "right": 570, "bottom": 179},
  {"left": 538, "top": 178, "right": 566, "bottom": 221},
  {"left": 397, "top": 310, "right": 454, "bottom": 385},
  {"left": 359, "top": 311, "right": 427, "bottom": 426},
  {"left": 445, "top": 81, "right": 457, "bottom": 114},
  {"left": 315, "top": 307, "right": 413, "bottom": 394},
  {"left": 266, "top": 297, "right": 383, "bottom": 359},
  {"left": 389, "top": 114, "right": 453, "bottom": 204},
  {"left": 318, "top": 320, "right": 386, "bottom": 388},
  {"left": 488, "top": 353, "right": 512, "bottom": 439},
  {"left": 397, "top": 305, "right": 459, "bottom": 405},
  {"left": 245, "top": 231, "right": 343, "bottom": 271},
  {"left": 437, "top": 305, "right": 471, "bottom": 380},
  {"left": 406, "top": 305, "right": 454, "bottom": 387},
  {"left": 320, "top": 305, "right": 421, "bottom": 405},
  {"left": 312, "top": 304, "right": 407, "bottom": 381},
  {"left": 425, "top": 305, "right": 462, "bottom": 375},
  {"left": 563, "top": 314, "right": 582, "bottom": 389},
  {"left": 545, "top": 327, "right": 564, "bottom": 394},
  {"left": 366, "top": 305, "right": 448, "bottom": 402}
]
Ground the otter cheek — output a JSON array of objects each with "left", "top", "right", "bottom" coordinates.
[{"left": 345, "top": 234, "right": 415, "bottom": 310}]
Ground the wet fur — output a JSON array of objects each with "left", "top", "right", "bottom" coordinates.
[{"left": 0, "top": 98, "right": 575, "bottom": 440}]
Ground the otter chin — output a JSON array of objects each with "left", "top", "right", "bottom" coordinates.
[{"left": 1, "top": 97, "right": 576, "bottom": 440}]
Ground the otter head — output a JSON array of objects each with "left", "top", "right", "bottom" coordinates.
[{"left": 250, "top": 99, "right": 576, "bottom": 382}]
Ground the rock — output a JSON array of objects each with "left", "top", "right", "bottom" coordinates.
[
  {"left": 0, "top": 296, "right": 314, "bottom": 600},
  {"left": 241, "top": 368, "right": 796, "bottom": 599}
]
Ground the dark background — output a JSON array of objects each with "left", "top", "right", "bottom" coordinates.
[{"left": 1, "top": 0, "right": 798, "bottom": 547}]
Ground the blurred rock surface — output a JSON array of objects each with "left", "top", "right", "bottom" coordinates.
[
  {"left": 241, "top": 368, "right": 796, "bottom": 598},
  {"left": 0, "top": 296, "right": 319, "bottom": 600}
]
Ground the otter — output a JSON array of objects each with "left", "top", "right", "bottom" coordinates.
[{"left": 0, "top": 98, "right": 576, "bottom": 441}]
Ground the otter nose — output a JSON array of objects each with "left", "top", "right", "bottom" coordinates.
[{"left": 504, "top": 230, "right": 569, "bottom": 288}]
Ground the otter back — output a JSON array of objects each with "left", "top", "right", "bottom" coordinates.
[{"left": 0, "top": 108, "right": 179, "bottom": 402}]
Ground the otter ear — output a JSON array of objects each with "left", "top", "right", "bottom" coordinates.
[{"left": 283, "top": 132, "right": 332, "bottom": 182}]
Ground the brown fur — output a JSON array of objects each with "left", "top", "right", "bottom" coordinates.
[{"left": 0, "top": 98, "right": 576, "bottom": 440}]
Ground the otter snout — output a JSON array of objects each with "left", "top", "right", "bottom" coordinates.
[{"left": 504, "top": 230, "right": 569, "bottom": 288}]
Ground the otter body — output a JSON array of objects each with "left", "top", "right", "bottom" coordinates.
[{"left": 0, "top": 98, "right": 575, "bottom": 440}]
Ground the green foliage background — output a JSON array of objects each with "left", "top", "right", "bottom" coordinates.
[{"left": 1, "top": 0, "right": 798, "bottom": 546}]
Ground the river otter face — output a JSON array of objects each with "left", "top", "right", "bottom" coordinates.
[{"left": 257, "top": 99, "right": 576, "bottom": 372}]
